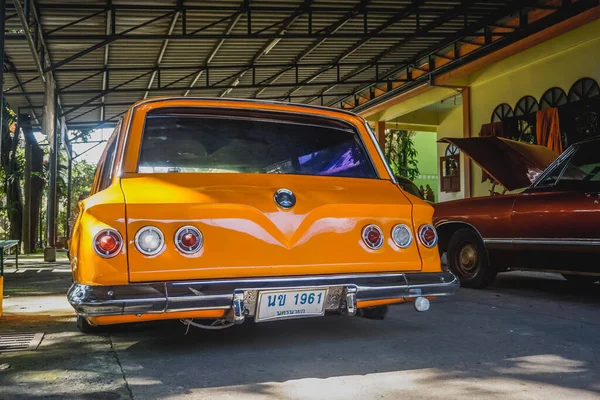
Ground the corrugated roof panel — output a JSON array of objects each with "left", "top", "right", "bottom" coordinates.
[{"left": 2, "top": 0, "right": 570, "bottom": 125}]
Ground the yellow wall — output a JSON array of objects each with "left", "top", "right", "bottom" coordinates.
[
  {"left": 466, "top": 18, "right": 600, "bottom": 197},
  {"left": 366, "top": 87, "right": 457, "bottom": 122},
  {"left": 436, "top": 106, "right": 467, "bottom": 202},
  {"left": 360, "top": 18, "right": 600, "bottom": 201}
]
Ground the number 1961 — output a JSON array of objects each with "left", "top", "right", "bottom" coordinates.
[{"left": 295, "top": 292, "right": 322, "bottom": 305}]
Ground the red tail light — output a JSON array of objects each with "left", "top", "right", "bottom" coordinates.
[
  {"left": 175, "top": 226, "right": 203, "bottom": 254},
  {"left": 93, "top": 229, "right": 123, "bottom": 258},
  {"left": 362, "top": 224, "right": 383, "bottom": 249},
  {"left": 418, "top": 224, "right": 438, "bottom": 248}
]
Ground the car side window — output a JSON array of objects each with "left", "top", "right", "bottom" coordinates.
[
  {"left": 89, "top": 128, "right": 119, "bottom": 195},
  {"left": 98, "top": 136, "right": 118, "bottom": 191},
  {"left": 89, "top": 156, "right": 106, "bottom": 196}
]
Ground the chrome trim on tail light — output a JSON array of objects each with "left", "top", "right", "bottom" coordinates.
[
  {"left": 391, "top": 224, "right": 413, "bottom": 248},
  {"left": 93, "top": 229, "right": 123, "bottom": 258},
  {"left": 174, "top": 225, "right": 203, "bottom": 254},
  {"left": 418, "top": 224, "right": 438, "bottom": 248},
  {"left": 362, "top": 224, "right": 384, "bottom": 249},
  {"left": 134, "top": 226, "right": 165, "bottom": 256}
]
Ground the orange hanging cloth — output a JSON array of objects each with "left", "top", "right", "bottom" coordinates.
[{"left": 536, "top": 108, "right": 563, "bottom": 154}]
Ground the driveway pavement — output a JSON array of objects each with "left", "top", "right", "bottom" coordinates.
[{"left": 1, "top": 261, "right": 599, "bottom": 399}]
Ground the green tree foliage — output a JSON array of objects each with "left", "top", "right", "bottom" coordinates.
[
  {"left": 384, "top": 129, "right": 420, "bottom": 181},
  {"left": 1, "top": 99, "right": 23, "bottom": 240},
  {"left": 57, "top": 160, "right": 96, "bottom": 237}
]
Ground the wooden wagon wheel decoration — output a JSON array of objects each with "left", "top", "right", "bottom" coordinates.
[
  {"left": 575, "top": 111, "right": 598, "bottom": 139},
  {"left": 539, "top": 87, "right": 568, "bottom": 109},
  {"left": 568, "top": 77, "right": 600, "bottom": 103},
  {"left": 491, "top": 103, "right": 514, "bottom": 123},
  {"left": 514, "top": 96, "right": 539, "bottom": 116}
]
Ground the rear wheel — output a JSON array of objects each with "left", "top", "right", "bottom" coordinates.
[
  {"left": 562, "top": 274, "right": 599, "bottom": 285},
  {"left": 358, "top": 306, "right": 388, "bottom": 320},
  {"left": 447, "top": 228, "right": 496, "bottom": 288}
]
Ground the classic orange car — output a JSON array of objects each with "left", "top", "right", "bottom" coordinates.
[{"left": 68, "top": 98, "right": 458, "bottom": 333}]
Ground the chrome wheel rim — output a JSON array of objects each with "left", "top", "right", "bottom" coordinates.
[{"left": 455, "top": 243, "right": 479, "bottom": 278}]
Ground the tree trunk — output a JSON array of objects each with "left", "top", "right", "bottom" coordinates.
[
  {"left": 1, "top": 113, "right": 23, "bottom": 241},
  {"left": 23, "top": 123, "right": 46, "bottom": 252}
]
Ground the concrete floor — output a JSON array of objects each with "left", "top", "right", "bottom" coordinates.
[{"left": 0, "top": 261, "right": 599, "bottom": 399}]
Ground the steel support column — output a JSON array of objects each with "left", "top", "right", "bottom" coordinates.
[
  {"left": 0, "top": 0, "right": 5, "bottom": 156},
  {"left": 66, "top": 152, "right": 72, "bottom": 238},
  {"left": 21, "top": 113, "right": 32, "bottom": 254},
  {"left": 44, "top": 87, "right": 58, "bottom": 262}
]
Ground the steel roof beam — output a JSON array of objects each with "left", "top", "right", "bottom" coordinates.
[
  {"left": 13, "top": 61, "right": 401, "bottom": 75},
  {"left": 183, "top": 0, "right": 251, "bottom": 97},
  {"left": 9, "top": 32, "right": 453, "bottom": 41},
  {"left": 42, "top": 9, "right": 178, "bottom": 73},
  {"left": 21, "top": 91, "right": 359, "bottom": 110},
  {"left": 253, "top": 0, "right": 372, "bottom": 98},
  {"left": 280, "top": 0, "right": 426, "bottom": 100},
  {"left": 315, "top": 0, "right": 480, "bottom": 105},
  {"left": 328, "top": 0, "right": 542, "bottom": 107},
  {"left": 347, "top": 0, "right": 597, "bottom": 112},
  {"left": 10, "top": 78, "right": 409, "bottom": 103},
  {"left": 100, "top": 1, "right": 112, "bottom": 121},
  {"left": 183, "top": 0, "right": 247, "bottom": 96},
  {"left": 59, "top": 70, "right": 154, "bottom": 118},
  {"left": 19, "top": 3, "right": 497, "bottom": 15},
  {"left": 11, "top": 0, "right": 45, "bottom": 80},
  {"left": 3, "top": 57, "right": 41, "bottom": 126},
  {"left": 144, "top": 0, "right": 183, "bottom": 99},
  {"left": 218, "top": 0, "right": 311, "bottom": 97}
]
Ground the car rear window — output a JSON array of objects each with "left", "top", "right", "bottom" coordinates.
[{"left": 138, "top": 114, "right": 377, "bottom": 178}]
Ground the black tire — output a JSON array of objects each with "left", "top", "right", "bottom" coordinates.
[
  {"left": 358, "top": 306, "right": 388, "bottom": 320},
  {"left": 562, "top": 274, "right": 599, "bottom": 285},
  {"left": 76, "top": 315, "right": 100, "bottom": 334},
  {"left": 447, "top": 228, "right": 496, "bottom": 289}
]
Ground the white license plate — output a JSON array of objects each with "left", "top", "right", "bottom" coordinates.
[{"left": 255, "top": 288, "right": 327, "bottom": 322}]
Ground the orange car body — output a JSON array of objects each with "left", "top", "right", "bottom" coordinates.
[{"left": 68, "top": 98, "right": 457, "bottom": 327}]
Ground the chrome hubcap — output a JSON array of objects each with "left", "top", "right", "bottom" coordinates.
[{"left": 456, "top": 244, "right": 479, "bottom": 277}]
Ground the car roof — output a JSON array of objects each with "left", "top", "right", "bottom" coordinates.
[{"left": 133, "top": 96, "right": 360, "bottom": 119}]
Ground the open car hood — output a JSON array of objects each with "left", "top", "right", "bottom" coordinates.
[{"left": 439, "top": 137, "right": 559, "bottom": 191}]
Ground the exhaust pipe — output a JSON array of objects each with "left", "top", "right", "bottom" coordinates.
[{"left": 414, "top": 296, "right": 430, "bottom": 312}]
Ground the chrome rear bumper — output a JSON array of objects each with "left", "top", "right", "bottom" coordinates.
[{"left": 68, "top": 271, "right": 458, "bottom": 320}]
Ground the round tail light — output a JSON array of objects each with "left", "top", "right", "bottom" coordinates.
[
  {"left": 418, "top": 224, "right": 438, "bottom": 248},
  {"left": 175, "top": 226, "right": 203, "bottom": 254},
  {"left": 135, "top": 226, "right": 165, "bottom": 256},
  {"left": 362, "top": 225, "right": 384, "bottom": 249},
  {"left": 93, "top": 229, "right": 123, "bottom": 258},
  {"left": 391, "top": 224, "right": 413, "bottom": 248}
]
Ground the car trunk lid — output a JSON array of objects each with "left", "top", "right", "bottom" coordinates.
[{"left": 121, "top": 173, "right": 421, "bottom": 282}]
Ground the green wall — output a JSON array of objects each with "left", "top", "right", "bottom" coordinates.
[{"left": 412, "top": 131, "right": 439, "bottom": 202}]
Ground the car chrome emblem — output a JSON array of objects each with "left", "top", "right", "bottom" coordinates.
[{"left": 274, "top": 188, "right": 296, "bottom": 209}]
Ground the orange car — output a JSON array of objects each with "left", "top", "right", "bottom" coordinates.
[{"left": 68, "top": 98, "right": 458, "bottom": 333}]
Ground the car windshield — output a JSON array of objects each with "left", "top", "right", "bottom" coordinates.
[
  {"left": 138, "top": 114, "right": 377, "bottom": 179},
  {"left": 536, "top": 140, "right": 600, "bottom": 188}
]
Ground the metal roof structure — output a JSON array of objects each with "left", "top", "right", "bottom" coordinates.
[{"left": 3, "top": 0, "right": 598, "bottom": 131}]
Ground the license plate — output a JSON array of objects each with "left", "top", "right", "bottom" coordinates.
[{"left": 255, "top": 288, "right": 327, "bottom": 322}]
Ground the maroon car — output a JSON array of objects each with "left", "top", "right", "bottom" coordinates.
[{"left": 434, "top": 136, "right": 600, "bottom": 288}]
